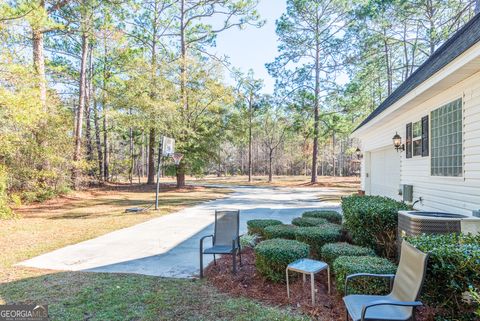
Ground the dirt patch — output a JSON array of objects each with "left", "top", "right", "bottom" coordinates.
[{"left": 205, "top": 248, "right": 436, "bottom": 321}]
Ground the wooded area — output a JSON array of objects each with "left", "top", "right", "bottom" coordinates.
[{"left": 0, "top": 0, "right": 478, "bottom": 217}]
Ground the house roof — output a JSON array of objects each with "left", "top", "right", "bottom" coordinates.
[{"left": 354, "top": 13, "right": 480, "bottom": 132}]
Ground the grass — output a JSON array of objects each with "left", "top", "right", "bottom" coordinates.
[
  {"left": 0, "top": 272, "right": 308, "bottom": 321},
  {"left": 184, "top": 175, "right": 360, "bottom": 188},
  {"left": 0, "top": 183, "right": 308, "bottom": 320},
  {"left": 1, "top": 184, "right": 229, "bottom": 276}
]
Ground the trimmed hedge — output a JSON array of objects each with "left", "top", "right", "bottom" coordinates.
[
  {"left": 320, "top": 242, "right": 376, "bottom": 265},
  {"left": 255, "top": 239, "right": 310, "bottom": 282},
  {"left": 264, "top": 224, "right": 297, "bottom": 240},
  {"left": 408, "top": 233, "right": 480, "bottom": 318},
  {"left": 334, "top": 256, "right": 397, "bottom": 295},
  {"left": 302, "top": 210, "right": 342, "bottom": 224},
  {"left": 247, "top": 219, "right": 282, "bottom": 238},
  {"left": 342, "top": 195, "right": 410, "bottom": 258},
  {"left": 294, "top": 224, "right": 342, "bottom": 258},
  {"left": 291, "top": 217, "right": 327, "bottom": 227}
]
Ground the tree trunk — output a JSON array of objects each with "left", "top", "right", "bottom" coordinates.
[
  {"left": 180, "top": 0, "right": 187, "bottom": 112},
  {"left": 147, "top": 128, "right": 156, "bottom": 184},
  {"left": 476, "top": 0, "right": 480, "bottom": 14},
  {"left": 332, "top": 131, "right": 336, "bottom": 177},
  {"left": 103, "top": 109, "right": 109, "bottom": 181},
  {"left": 383, "top": 36, "right": 392, "bottom": 96},
  {"left": 268, "top": 150, "right": 273, "bottom": 183},
  {"left": 93, "top": 96, "right": 103, "bottom": 180},
  {"left": 32, "top": 0, "right": 47, "bottom": 110},
  {"left": 176, "top": 162, "right": 186, "bottom": 188},
  {"left": 129, "top": 125, "right": 134, "bottom": 184},
  {"left": 85, "top": 45, "right": 94, "bottom": 163},
  {"left": 248, "top": 93, "right": 253, "bottom": 182},
  {"left": 72, "top": 27, "right": 89, "bottom": 189},
  {"left": 311, "top": 36, "right": 320, "bottom": 183}
]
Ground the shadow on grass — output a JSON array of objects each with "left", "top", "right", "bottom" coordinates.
[{"left": 0, "top": 270, "right": 307, "bottom": 321}]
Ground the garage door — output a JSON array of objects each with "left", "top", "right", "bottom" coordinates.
[{"left": 369, "top": 147, "right": 401, "bottom": 200}]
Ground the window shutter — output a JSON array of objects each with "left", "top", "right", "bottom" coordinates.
[
  {"left": 422, "top": 115, "right": 429, "bottom": 157},
  {"left": 406, "top": 122, "right": 412, "bottom": 159}
]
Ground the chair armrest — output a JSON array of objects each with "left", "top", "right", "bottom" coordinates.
[
  {"left": 361, "top": 299, "right": 423, "bottom": 321},
  {"left": 200, "top": 235, "right": 213, "bottom": 253},
  {"left": 345, "top": 273, "right": 395, "bottom": 296}
]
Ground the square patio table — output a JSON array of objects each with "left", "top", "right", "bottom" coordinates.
[{"left": 286, "top": 258, "right": 331, "bottom": 304}]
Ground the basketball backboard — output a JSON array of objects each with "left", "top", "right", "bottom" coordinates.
[{"left": 162, "top": 136, "right": 175, "bottom": 156}]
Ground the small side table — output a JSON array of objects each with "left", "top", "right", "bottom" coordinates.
[{"left": 286, "top": 258, "right": 331, "bottom": 304}]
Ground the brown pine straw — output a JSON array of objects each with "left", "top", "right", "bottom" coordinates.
[{"left": 204, "top": 248, "right": 436, "bottom": 321}]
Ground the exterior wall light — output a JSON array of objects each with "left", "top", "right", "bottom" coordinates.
[
  {"left": 393, "top": 132, "right": 405, "bottom": 152},
  {"left": 355, "top": 147, "right": 363, "bottom": 159}
]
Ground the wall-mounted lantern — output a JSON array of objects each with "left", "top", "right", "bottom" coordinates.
[
  {"left": 393, "top": 132, "right": 405, "bottom": 152},
  {"left": 355, "top": 147, "right": 363, "bottom": 159}
]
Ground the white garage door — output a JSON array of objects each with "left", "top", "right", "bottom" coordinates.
[{"left": 369, "top": 147, "right": 401, "bottom": 200}]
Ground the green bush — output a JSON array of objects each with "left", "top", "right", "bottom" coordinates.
[
  {"left": 291, "top": 217, "right": 327, "bottom": 227},
  {"left": 255, "top": 239, "right": 309, "bottom": 282},
  {"left": 334, "top": 256, "right": 397, "bottom": 295},
  {"left": 341, "top": 195, "right": 410, "bottom": 258},
  {"left": 320, "top": 242, "right": 376, "bottom": 265},
  {"left": 247, "top": 219, "right": 282, "bottom": 238},
  {"left": 264, "top": 224, "right": 297, "bottom": 240},
  {"left": 407, "top": 234, "right": 480, "bottom": 319},
  {"left": 302, "top": 210, "right": 342, "bottom": 224},
  {"left": 294, "top": 225, "right": 342, "bottom": 258},
  {"left": 0, "top": 165, "right": 14, "bottom": 219}
]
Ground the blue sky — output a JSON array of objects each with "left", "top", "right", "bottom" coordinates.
[{"left": 211, "top": 0, "right": 287, "bottom": 94}]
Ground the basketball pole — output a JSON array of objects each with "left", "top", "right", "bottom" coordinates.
[{"left": 154, "top": 138, "right": 163, "bottom": 210}]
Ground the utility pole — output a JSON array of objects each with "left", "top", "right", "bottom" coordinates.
[{"left": 155, "top": 139, "right": 162, "bottom": 210}]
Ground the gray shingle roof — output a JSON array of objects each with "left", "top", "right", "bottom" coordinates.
[{"left": 354, "top": 13, "right": 480, "bottom": 132}]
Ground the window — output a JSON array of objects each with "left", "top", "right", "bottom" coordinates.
[
  {"left": 412, "top": 121, "right": 422, "bottom": 156},
  {"left": 431, "top": 98, "right": 463, "bottom": 177}
]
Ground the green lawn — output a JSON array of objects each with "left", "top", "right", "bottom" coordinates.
[
  {"left": 0, "top": 272, "right": 308, "bottom": 321},
  {"left": 0, "top": 184, "right": 308, "bottom": 320}
]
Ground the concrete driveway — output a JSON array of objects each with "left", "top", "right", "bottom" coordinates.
[{"left": 18, "top": 186, "right": 346, "bottom": 278}]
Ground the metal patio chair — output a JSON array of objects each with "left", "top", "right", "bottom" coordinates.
[
  {"left": 343, "top": 241, "right": 429, "bottom": 321},
  {"left": 199, "top": 210, "right": 241, "bottom": 278}
]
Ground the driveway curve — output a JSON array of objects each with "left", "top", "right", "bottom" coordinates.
[{"left": 19, "top": 186, "right": 346, "bottom": 278}]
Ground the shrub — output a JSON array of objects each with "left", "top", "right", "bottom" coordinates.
[
  {"left": 321, "top": 242, "right": 376, "bottom": 265},
  {"left": 264, "top": 224, "right": 297, "bottom": 240},
  {"left": 0, "top": 165, "right": 14, "bottom": 219},
  {"left": 302, "top": 210, "right": 342, "bottom": 224},
  {"left": 255, "top": 239, "right": 309, "bottom": 282},
  {"left": 291, "top": 217, "right": 327, "bottom": 227},
  {"left": 407, "top": 233, "right": 480, "bottom": 318},
  {"left": 294, "top": 225, "right": 342, "bottom": 258},
  {"left": 341, "top": 195, "right": 410, "bottom": 258},
  {"left": 240, "top": 233, "right": 259, "bottom": 249},
  {"left": 247, "top": 219, "right": 282, "bottom": 238},
  {"left": 334, "top": 256, "right": 397, "bottom": 295}
]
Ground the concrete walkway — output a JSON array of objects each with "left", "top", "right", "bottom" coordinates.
[{"left": 18, "top": 186, "right": 344, "bottom": 278}]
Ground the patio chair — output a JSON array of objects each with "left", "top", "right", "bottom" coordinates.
[
  {"left": 343, "top": 241, "right": 429, "bottom": 321},
  {"left": 199, "top": 210, "right": 241, "bottom": 278}
]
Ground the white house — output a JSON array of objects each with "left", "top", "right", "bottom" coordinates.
[{"left": 352, "top": 14, "right": 480, "bottom": 216}]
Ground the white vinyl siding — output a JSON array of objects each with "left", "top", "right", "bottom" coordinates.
[{"left": 357, "top": 70, "right": 480, "bottom": 216}]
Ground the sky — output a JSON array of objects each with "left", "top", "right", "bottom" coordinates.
[{"left": 210, "top": 0, "right": 287, "bottom": 94}]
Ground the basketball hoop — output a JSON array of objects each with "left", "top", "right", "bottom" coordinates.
[{"left": 172, "top": 152, "right": 184, "bottom": 165}]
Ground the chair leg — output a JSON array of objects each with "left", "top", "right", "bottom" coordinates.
[
  {"left": 213, "top": 254, "right": 216, "bottom": 265},
  {"left": 238, "top": 248, "right": 242, "bottom": 266},
  {"left": 200, "top": 252, "right": 203, "bottom": 278},
  {"left": 232, "top": 252, "right": 237, "bottom": 274}
]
